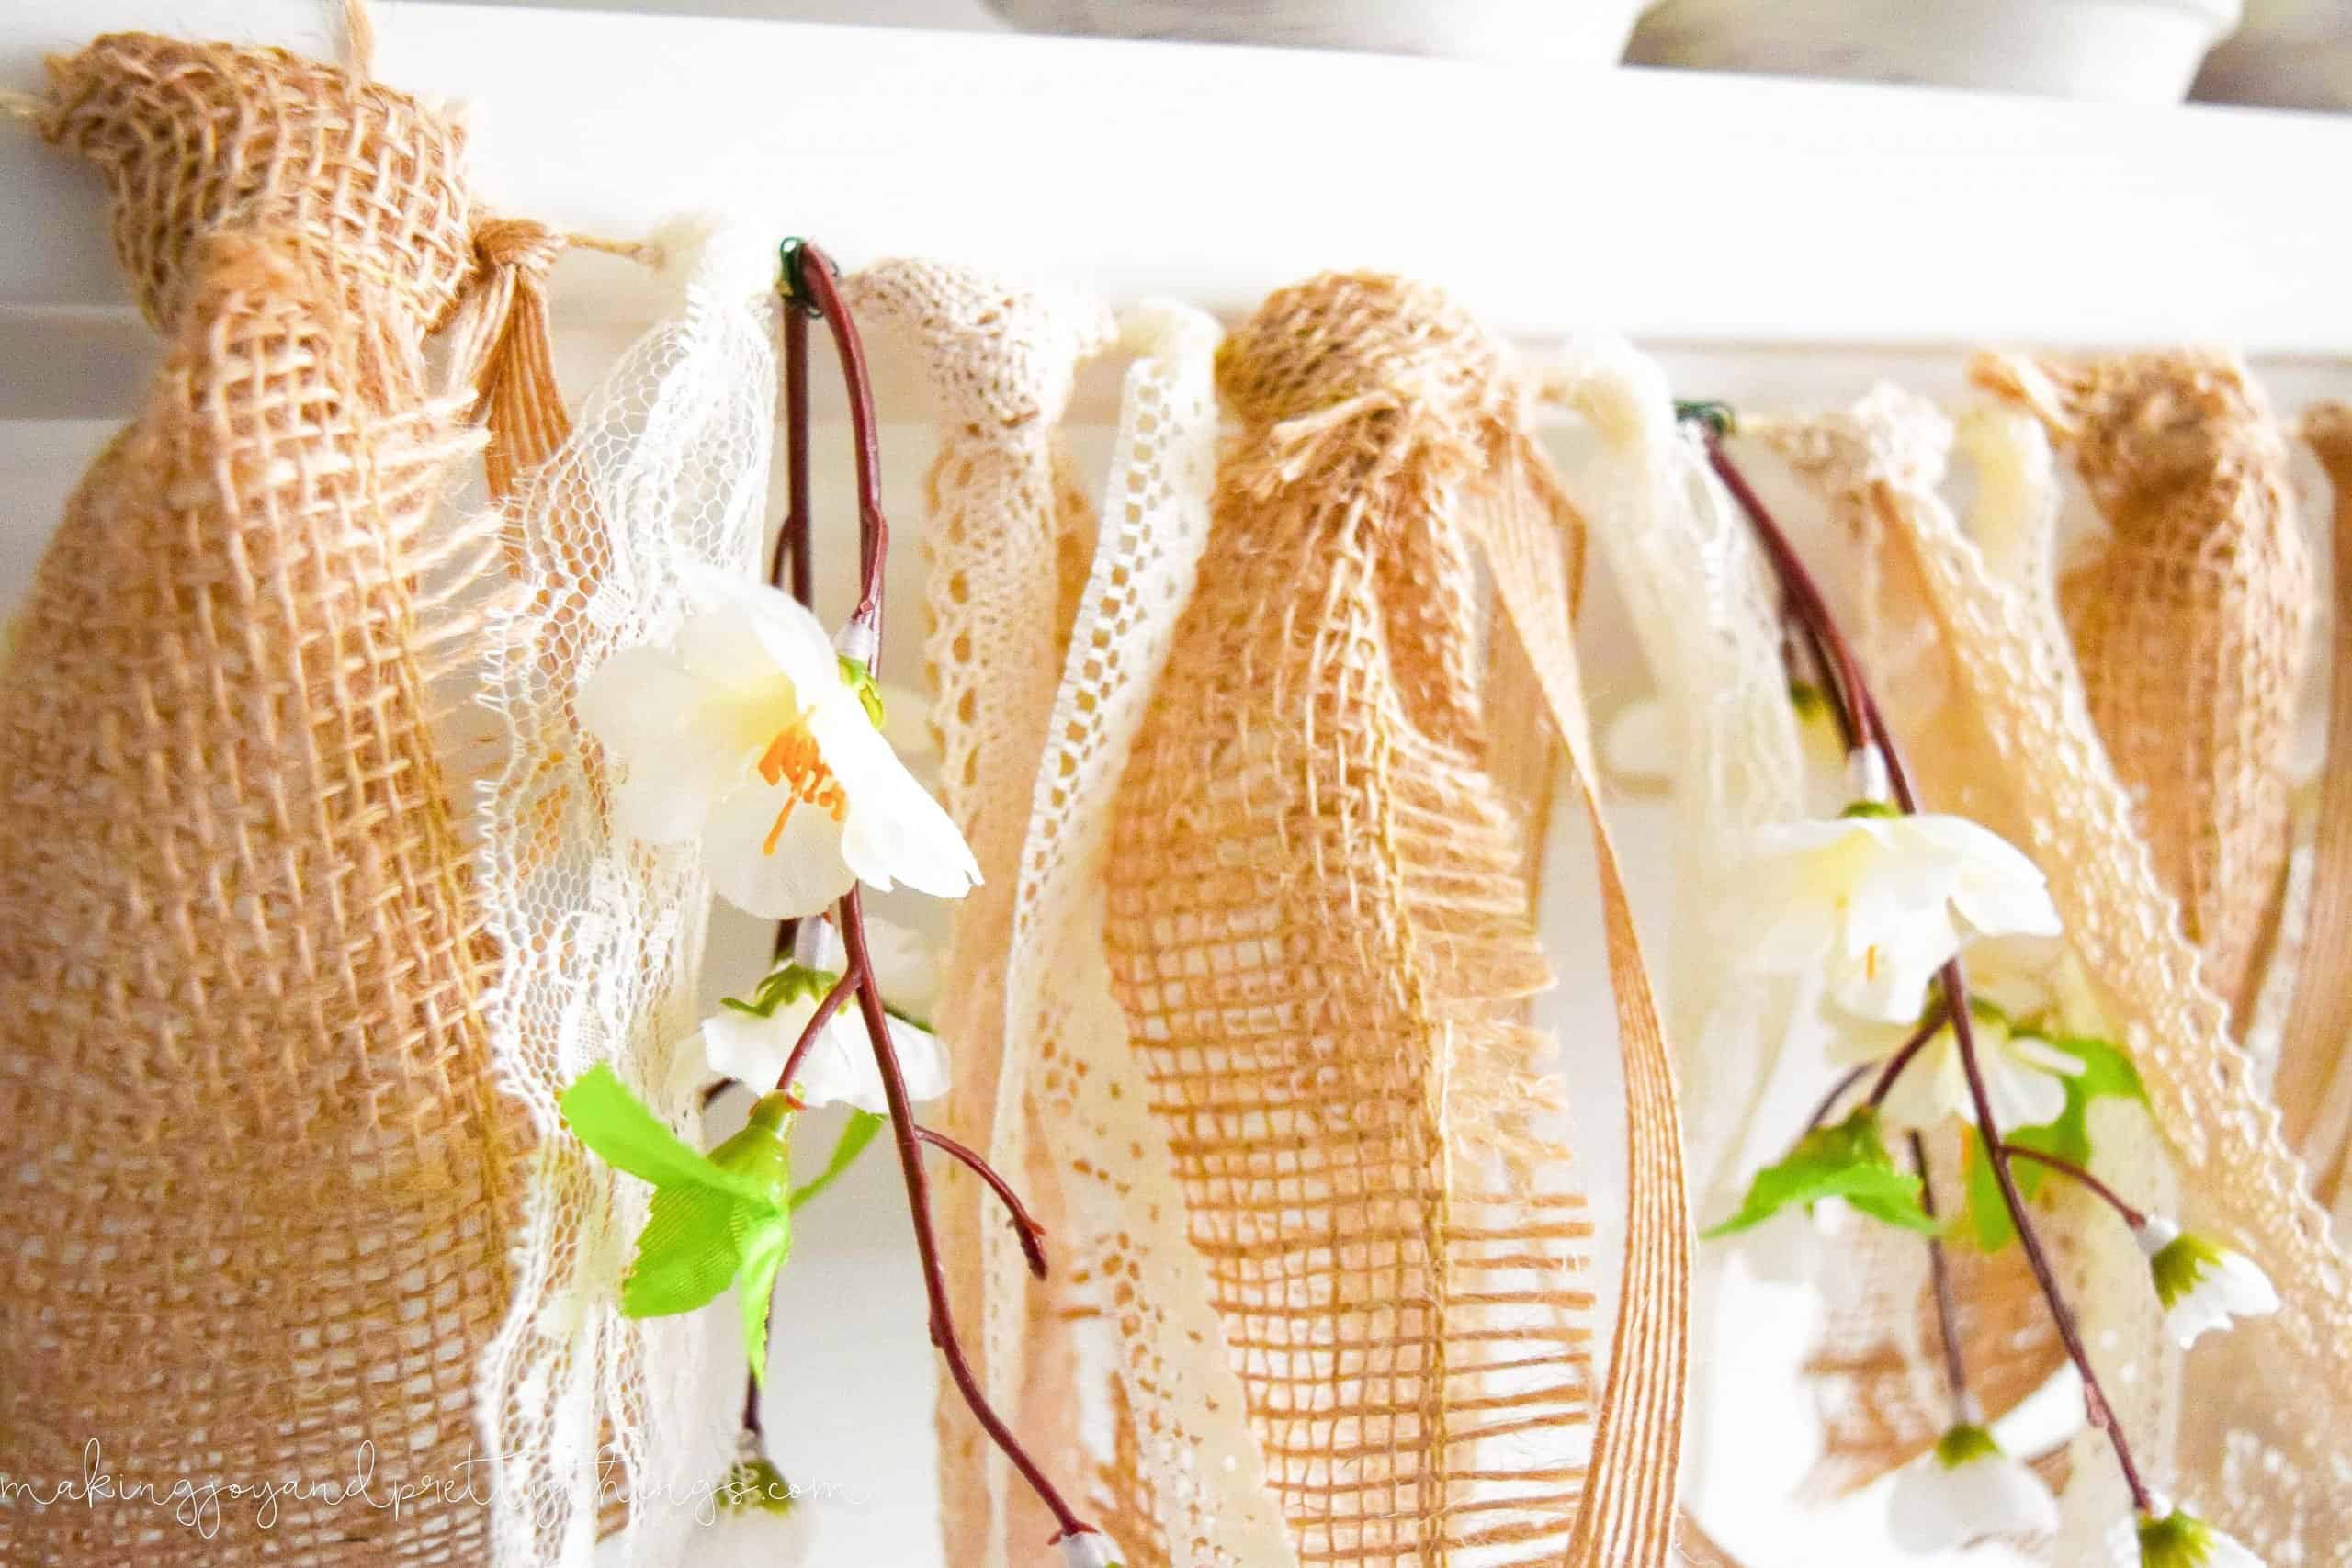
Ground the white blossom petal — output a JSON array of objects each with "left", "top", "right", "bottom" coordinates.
[
  {"left": 1058, "top": 1531, "right": 1126, "bottom": 1568},
  {"left": 1870, "top": 1013, "right": 2078, "bottom": 1134},
  {"left": 1888, "top": 1426, "right": 2058, "bottom": 1553},
  {"left": 858, "top": 916, "right": 944, "bottom": 1021},
  {"left": 701, "top": 998, "right": 819, "bottom": 1091},
  {"left": 789, "top": 1011, "right": 946, "bottom": 1115},
  {"left": 2139, "top": 1219, "right": 2281, "bottom": 1349},
  {"left": 577, "top": 644, "right": 754, "bottom": 843},
  {"left": 811, "top": 699, "right": 981, "bottom": 898},
  {"left": 704, "top": 778, "right": 859, "bottom": 920},
  {"left": 582, "top": 576, "right": 978, "bottom": 916},
  {"left": 1736, "top": 812, "right": 2063, "bottom": 1025},
  {"left": 672, "top": 1492, "right": 814, "bottom": 1568}
]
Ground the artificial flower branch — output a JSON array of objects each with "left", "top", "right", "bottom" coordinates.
[
  {"left": 763, "top": 242, "right": 1103, "bottom": 1554},
  {"left": 781, "top": 239, "right": 889, "bottom": 632},
  {"left": 913, "top": 1124, "right": 1051, "bottom": 1280},
  {"left": 774, "top": 964, "right": 861, "bottom": 1099},
  {"left": 1944, "top": 974, "right": 2152, "bottom": 1510},
  {"left": 1700, "top": 424, "right": 2158, "bottom": 1517},
  {"left": 837, "top": 888, "right": 1092, "bottom": 1542},
  {"left": 1869, "top": 1008, "right": 1950, "bottom": 1111},
  {"left": 1909, "top": 1131, "right": 1973, "bottom": 1421},
  {"left": 1997, "top": 1143, "right": 2150, "bottom": 1229}
]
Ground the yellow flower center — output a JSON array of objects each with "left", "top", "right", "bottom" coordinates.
[{"left": 756, "top": 721, "right": 848, "bottom": 854}]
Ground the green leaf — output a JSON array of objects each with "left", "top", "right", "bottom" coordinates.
[
  {"left": 791, "top": 1110, "right": 884, "bottom": 1212},
  {"left": 737, "top": 1216, "right": 794, "bottom": 1385},
  {"left": 561, "top": 1065, "right": 733, "bottom": 1192},
  {"left": 1703, "top": 1107, "right": 1939, "bottom": 1239},
  {"left": 621, "top": 1180, "right": 748, "bottom": 1317},
  {"left": 2049, "top": 1032, "right": 2144, "bottom": 1105},
  {"left": 723, "top": 963, "right": 841, "bottom": 1021},
  {"left": 1961, "top": 1032, "right": 2142, "bottom": 1251}
]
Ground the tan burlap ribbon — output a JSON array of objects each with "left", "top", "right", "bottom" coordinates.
[
  {"left": 1100, "top": 273, "right": 1687, "bottom": 1566},
  {"left": 0, "top": 34, "right": 519, "bottom": 1565},
  {"left": 2278, "top": 406, "right": 2352, "bottom": 1226},
  {"left": 1975, "top": 352, "right": 2312, "bottom": 1031}
]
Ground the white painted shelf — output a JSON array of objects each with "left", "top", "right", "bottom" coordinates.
[{"left": 5, "top": 0, "right": 2352, "bottom": 420}]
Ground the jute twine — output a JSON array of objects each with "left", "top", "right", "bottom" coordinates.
[
  {"left": 0, "top": 34, "right": 520, "bottom": 1564},
  {"left": 1102, "top": 273, "right": 1689, "bottom": 1565}
]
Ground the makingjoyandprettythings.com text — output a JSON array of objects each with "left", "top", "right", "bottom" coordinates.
[{"left": 0, "top": 1439, "right": 869, "bottom": 1537}]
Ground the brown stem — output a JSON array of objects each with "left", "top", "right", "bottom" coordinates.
[
  {"left": 1709, "top": 431, "right": 2155, "bottom": 1515},
  {"left": 840, "top": 886, "right": 1093, "bottom": 1541},
  {"left": 790, "top": 242, "right": 890, "bottom": 637},
  {"left": 1909, "top": 1132, "right": 1971, "bottom": 1420},
  {"left": 771, "top": 965, "right": 862, "bottom": 1100},
  {"left": 1866, "top": 1005, "right": 1949, "bottom": 1111},
  {"left": 770, "top": 299, "right": 814, "bottom": 607},
  {"left": 915, "top": 1124, "right": 1051, "bottom": 1280},
  {"left": 1947, "top": 977, "right": 2151, "bottom": 1509},
  {"left": 1805, "top": 1061, "right": 1871, "bottom": 1134},
  {"left": 1706, "top": 436, "right": 1873, "bottom": 760},
  {"left": 1998, "top": 1143, "right": 2150, "bottom": 1230},
  {"left": 769, "top": 287, "right": 820, "bottom": 967}
]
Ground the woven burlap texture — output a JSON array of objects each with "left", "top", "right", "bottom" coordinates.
[
  {"left": 1787, "top": 382, "right": 2351, "bottom": 1563},
  {"left": 989, "top": 298, "right": 1299, "bottom": 1566},
  {"left": 1099, "top": 272, "right": 1689, "bottom": 1566},
  {"left": 1976, "top": 352, "right": 2312, "bottom": 1031},
  {"left": 0, "top": 33, "right": 515, "bottom": 1566},
  {"left": 841, "top": 260, "right": 1119, "bottom": 1568}
]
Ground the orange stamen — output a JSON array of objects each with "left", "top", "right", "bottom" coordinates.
[{"left": 756, "top": 722, "right": 849, "bottom": 855}]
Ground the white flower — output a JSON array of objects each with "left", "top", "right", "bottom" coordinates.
[
  {"left": 662, "top": 1507, "right": 813, "bottom": 1568},
  {"left": 662, "top": 1451, "right": 815, "bottom": 1568},
  {"left": 577, "top": 571, "right": 979, "bottom": 918},
  {"left": 1831, "top": 1001, "right": 2086, "bottom": 1134},
  {"left": 1732, "top": 809, "right": 2062, "bottom": 1023},
  {"left": 1956, "top": 932, "right": 2109, "bottom": 1039},
  {"left": 2133, "top": 1499, "right": 2266, "bottom": 1567},
  {"left": 1057, "top": 1531, "right": 1127, "bottom": 1568},
  {"left": 2136, "top": 1218, "right": 2281, "bottom": 1349},
  {"left": 700, "top": 916, "right": 947, "bottom": 1114},
  {"left": 1888, "top": 1422, "right": 2058, "bottom": 1553}
]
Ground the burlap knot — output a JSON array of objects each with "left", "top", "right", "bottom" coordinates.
[{"left": 1217, "top": 272, "right": 1510, "bottom": 424}]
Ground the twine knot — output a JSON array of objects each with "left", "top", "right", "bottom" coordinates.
[{"left": 471, "top": 218, "right": 564, "bottom": 285}]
